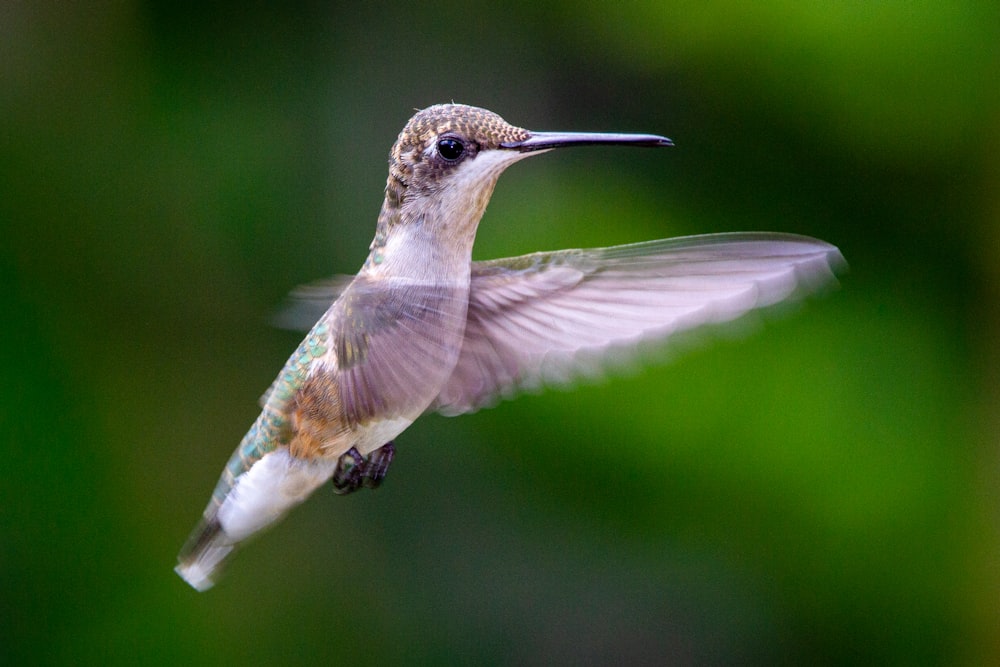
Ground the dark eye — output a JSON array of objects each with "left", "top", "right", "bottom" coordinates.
[{"left": 437, "top": 137, "right": 465, "bottom": 161}]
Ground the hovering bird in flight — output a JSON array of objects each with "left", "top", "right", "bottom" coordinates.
[{"left": 175, "top": 103, "right": 843, "bottom": 591}]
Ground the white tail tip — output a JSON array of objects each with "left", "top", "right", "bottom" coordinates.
[
  {"left": 175, "top": 516, "right": 236, "bottom": 592},
  {"left": 175, "top": 542, "right": 233, "bottom": 592}
]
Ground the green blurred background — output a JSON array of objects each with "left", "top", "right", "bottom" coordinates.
[{"left": 3, "top": 2, "right": 999, "bottom": 664}]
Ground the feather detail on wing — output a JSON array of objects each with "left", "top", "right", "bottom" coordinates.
[
  {"left": 267, "top": 275, "right": 473, "bottom": 427},
  {"left": 430, "top": 232, "right": 845, "bottom": 416},
  {"left": 325, "top": 277, "right": 472, "bottom": 427}
]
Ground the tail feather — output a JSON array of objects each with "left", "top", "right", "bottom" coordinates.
[
  {"left": 175, "top": 448, "right": 339, "bottom": 591},
  {"left": 174, "top": 410, "right": 286, "bottom": 592},
  {"left": 175, "top": 324, "right": 330, "bottom": 590},
  {"left": 175, "top": 516, "right": 235, "bottom": 592}
]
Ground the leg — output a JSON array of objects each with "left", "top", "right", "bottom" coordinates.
[
  {"left": 331, "top": 447, "right": 364, "bottom": 495},
  {"left": 362, "top": 441, "right": 395, "bottom": 489}
]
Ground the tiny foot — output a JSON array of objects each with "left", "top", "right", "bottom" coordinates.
[
  {"left": 362, "top": 441, "right": 396, "bottom": 489},
  {"left": 331, "top": 447, "right": 364, "bottom": 495}
]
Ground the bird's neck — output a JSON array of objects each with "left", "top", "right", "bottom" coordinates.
[{"left": 361, "top": 180, "right": 497, "bottom": 285}]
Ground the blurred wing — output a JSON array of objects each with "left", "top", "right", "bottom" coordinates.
[
  {"left": 326, "top": 277, "right": 470, "bottom": 426},
  {"left": 271, "top": 274, "right": 355, "bottom": 331},
  {"left": 269, "top": 274, "right": 474, "bottom": 423},
  {"left": 431, "top": 232, "right": 845, "bottom": 416},
  {"left": 263, "top": 274, "right": 472, "bottom": 428}
]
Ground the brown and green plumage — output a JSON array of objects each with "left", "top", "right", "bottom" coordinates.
[{"left": 175, "top": 104, "right": 844, "bottom": 591}]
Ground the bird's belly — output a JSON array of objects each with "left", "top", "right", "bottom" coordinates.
[
  {"left": 351, "top": 415, "right": 413, "bottom": 456},
  {"left": 216, "top": 415, "right": 412, "bottom": 542},
  {"left": 216, "top": 448, "right": 338, "bottom": 541}
]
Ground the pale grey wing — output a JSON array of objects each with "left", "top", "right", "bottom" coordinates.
[
  {"left": 266, "top": 274, "right": 470, "bottom": 422},
  {"left": 271, "top": 274, "right": 355, "bottom": 331},
  {"left": 431, "top": 232, "right": 845, "bottom": 416},
  {"left": 320, "top": 276, "right": 471, "bottom": 426}
]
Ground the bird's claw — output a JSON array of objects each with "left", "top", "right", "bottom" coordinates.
[
  {"left": 331, "top": 447, "right": 364, "bottom": 494},
  {"left": 362, "top": 441, "right": 395, "bottom": 489},
  {"left": 331, "top": 442, "right": 395, "bottom": 494}
]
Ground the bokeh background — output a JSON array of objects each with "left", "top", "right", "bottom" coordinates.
[{"left": 3, "top": 2, "right": 999, "bottom": 664}]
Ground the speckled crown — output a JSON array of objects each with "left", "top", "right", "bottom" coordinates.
[{"left": 385, "top": 104, "right": 529, "bottom": 190}]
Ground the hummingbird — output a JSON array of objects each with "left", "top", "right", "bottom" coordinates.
[{"left": 175, "top": 103, "right": 843, "bottom": 591}]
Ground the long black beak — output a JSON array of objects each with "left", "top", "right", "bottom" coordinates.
[{"left": 501, "top": 131, "right": 673, "bottom": 152}]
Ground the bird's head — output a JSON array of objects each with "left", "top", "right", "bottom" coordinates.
[{"left": 370, "top": 103, "right": 670, "bottom": 274}]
